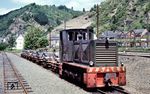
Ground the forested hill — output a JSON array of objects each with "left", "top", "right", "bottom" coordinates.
[
  {"left": 0, "top": 3, "right": 82, "bottom": 36},
  {"left": 93, "top": 0, "right": 150, "bottom": 32}
]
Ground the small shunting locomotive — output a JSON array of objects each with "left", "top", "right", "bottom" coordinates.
[{"left": 59, "top": 28, "right": 126, "bottom": 88}]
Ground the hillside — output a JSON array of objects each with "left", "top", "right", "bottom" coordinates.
[
  {"left": 50, "top": 12, "right": 94, "bottom": 38},
  {"left": 0, "top": 3, "right": 82, "bottom": 37},
  {"left": 94, "top": 0, "right": 150, "bottom": 33},
  {"left": 52, "top": 12, "right": 94, "bottom": 32}
]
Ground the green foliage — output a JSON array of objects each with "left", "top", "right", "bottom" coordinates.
[
  {"left": 36, "top": 37, "right": 48, "bottom": 48},
  {"left": 119, "top": 47, "right": 150, "bottom": 53},
  {"left": 0, "top": 43, "right": 8, "bottom": 51},
  {"left": 7, "top": 34, "right": 16, "bottom": 48},
  {"left": 47, "top": 26, "right": 54, "bottom": 33},
  {"left": 34, "top": 12, "right": 48, "bottom": 25},
  {"left": 0, "top": 3, "right": 83, "bottom": 36},
  {"left": 58, "top": 5, "right": 69, "bottom": 11},
  {"left": 131, "top": 21, "right": 143, "bottom": 29},
  {"left": 143, "top": 2, "right": 150, "bottom": 13},
  {"left": 56, "top": 18, "right": 61, "bottom": 25},
  {"left": 91, "top": 0, "right": 150, "bottom": 33},
  {"left": 83, "top": 8, "right": 85, "bottom": 12},
  {"left": 22, "top": 13, "right": 32, "bottom": 22},
  {"left": 24, "top": 26, "right": 48, "bottom": 49}
]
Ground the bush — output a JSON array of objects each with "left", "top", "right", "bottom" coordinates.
[
  {"left": 24, "top": 26, "right": 48, "bottom": 49},
  {"left": 0, "top": 43, "right": 8, "bottom": 51},
  {"left": 58, "top": 5, "right": 68, "bottom": 11}
]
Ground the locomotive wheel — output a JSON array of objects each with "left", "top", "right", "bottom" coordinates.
[
  {"left": 43, "top": 62, "right": 48, "bottom": 68},
  {"left": 62, "top": 70, "right": 67, "bottom": 79}
]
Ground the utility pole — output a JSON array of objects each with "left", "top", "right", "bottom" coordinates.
[
  {"left": 64, "top": 19, "right": 66, "bottom": 30},
  {"left": 96, "top": 4, "right": 99, "bottom": 38},
  {"left": 48, "top": 30, "right": 51, "bottom": 48},
  {"left": 48, "top": 26, "right": 53, "bottom": 48}
]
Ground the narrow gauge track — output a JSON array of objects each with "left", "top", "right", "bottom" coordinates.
[
  {"left": 96, "top": 86, "right": 130, "bottom": 94},
  {"left": 2, "top": 52, "right": 32, "bottom": 94},
  {"left": 119, "top": 53, "right": 150, "bottom": 58}
]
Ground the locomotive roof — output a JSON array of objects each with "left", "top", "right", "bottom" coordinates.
[{"left": 60, "top": 28, "right": 94, "bottom": 33}]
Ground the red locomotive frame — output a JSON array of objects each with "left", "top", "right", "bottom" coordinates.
[{"left": 59, "top": 62, "right": 126, "bottom": 88}]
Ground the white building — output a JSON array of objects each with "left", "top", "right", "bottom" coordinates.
[{"left": 15, "top": 34, "right": 24, "bottom": 50}]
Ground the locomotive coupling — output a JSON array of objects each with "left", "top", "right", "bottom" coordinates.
[{"left": 104, "top": 79, "right": 112, "bottom": 86}]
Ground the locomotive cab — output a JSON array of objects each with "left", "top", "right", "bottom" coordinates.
[{"left": 60, "top": 28, "right": 118, "bottom": 67}]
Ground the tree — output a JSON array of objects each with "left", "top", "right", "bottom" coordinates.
[
  {"left": 56, "top": 18, "right": 61, "bottom": 25},
  {"left": 71, "top": 7, "right": 73, "bottom": 10},
  {"left": 0, "top": 43, "right": 8, "bottom": 51},
  {"left": 83, "top": 8, "right": 85, "bottom": 12},
  {"left": 47, "top": 26, "right": 54, "bottom": 32},
  {"left": 144, "top": 2, "right": 150, "bottom": 30},
  {"left": 7, "top": 34, "right": 16, "bottom": 49},
  {"left": 34, "top": 12, "right": 48, "bottom": 25},
  {"left": 58, "top": 5, "right": 68, "bottom": 11},
  {"left": 24, "top": 26, "right": 48, "bottom": 49},
  {"left": 37, "top": 37, "right": 48, "bottom": 48}
]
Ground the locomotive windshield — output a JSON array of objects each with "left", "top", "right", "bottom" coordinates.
[{"left": 62, "top": 29, "right": 94, "bottom": 41}]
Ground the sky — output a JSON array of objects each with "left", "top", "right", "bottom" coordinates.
[{"left": 0, "top": 0, "right": 104, "bottom": 15}]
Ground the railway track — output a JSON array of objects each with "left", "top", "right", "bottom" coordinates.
[
  {"left": 2, "top": 52, "right": 32, "bottom": 94},
  {"left": 119, "top": 52, "right": 150, "bottom": 58},
  {"left": 96, "top": 86, "right": 130, "bottom": 94}
]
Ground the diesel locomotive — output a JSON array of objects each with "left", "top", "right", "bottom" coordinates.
[{"left": 59, "top": 28, "right": 126, "bottom": 88}]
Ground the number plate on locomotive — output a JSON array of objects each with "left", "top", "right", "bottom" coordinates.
[{"left": 105, "top": 73, "right": 116, "bottom": 80}]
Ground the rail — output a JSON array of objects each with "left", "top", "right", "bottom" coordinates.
[
  {"left": 96, "top": 86, "right": 130, "bottom": 94},
  {"left": 119, "top": 53, "right": 150, "bottom": 58},
  {"left": 2, "top": 52, "right": 32, "bottom": 94}
]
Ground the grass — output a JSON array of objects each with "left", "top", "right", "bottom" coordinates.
[
  {"left": 4, "top": 48, "right": 22, "bottom": 53},
  {"left": 119, "top": 47, "right": 150, "bottom": 53}
]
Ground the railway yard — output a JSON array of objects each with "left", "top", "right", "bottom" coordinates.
[
  {"left": 0, "top": 0, "right": 149, "bottom": 94},
  {"left": 0, "top": 52, "right": 149, "bottom": 94}
]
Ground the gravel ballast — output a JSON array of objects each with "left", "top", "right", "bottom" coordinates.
[
  {"left": 0, "top": 53, "right": 4, "bottom": 94},
  {"left": 119, "top": 55, "right": 150, "bottom": 94},
  {"left": 6, "top": 53, "right": 89, "bottom": 94}
]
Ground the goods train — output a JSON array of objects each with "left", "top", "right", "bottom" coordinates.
[{"left": 21, "top": 28, "right": 126, "bottom": 88}]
